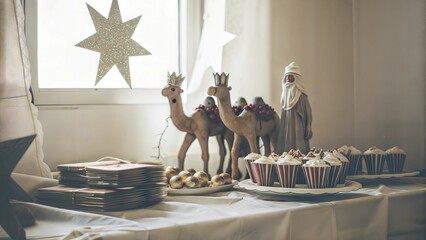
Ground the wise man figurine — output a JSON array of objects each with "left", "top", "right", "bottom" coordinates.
[{"left": 276, "top": 62, "right": 313, "bottom": 154}]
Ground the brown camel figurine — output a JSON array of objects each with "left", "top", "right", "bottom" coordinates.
[
  {"left": 161, "top": 72, "right": 234, "bottom": 176},
  {"left": 207, "top": 73, "right": 280, "bottom": 179}
]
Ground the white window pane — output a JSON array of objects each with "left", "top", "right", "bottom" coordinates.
[{"left": 37, "top": 0, "right": 179, "bottom": 89}]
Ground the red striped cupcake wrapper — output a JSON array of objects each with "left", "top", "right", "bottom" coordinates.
[
  {"left": 275, "top": 164, "right": 300, "bottom": 188},
  {"left": 296, "top": 159, "right": 309, "bottom": 184},
  {"left": 386, "top": 154, "right": 406, "bottom": 174},
  {"left": 364, "top": 154, "right": 386, "bottom": 175},
  {"left": 253, "top": 163, "right": 275, "bottom": 186},
  {"left": 302, "top": 166, "right": 330, "bottom": 189},
  {"left": 327, "top": 165, "right": 342, "bottom": 188},
  {"left": 337, "top": 161, "right": 349, "bottom": 185},
  {"left": 347, "top": 154, "right": 363, "bottom": 175},
  {"left": 244, "top": 159, "right": 257, "bottom": 183}
]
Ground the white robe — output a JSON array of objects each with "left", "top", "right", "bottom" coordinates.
[{"left": 276, "top": 93, "right": 313, "bottom": 154}]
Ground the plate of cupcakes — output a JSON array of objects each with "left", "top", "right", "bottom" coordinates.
[
  {"left": 343, "top": 146, "right": 420, "bottom": 181},
  {"left": 236, "top": 150, "right": 362, "bottom": 197}
]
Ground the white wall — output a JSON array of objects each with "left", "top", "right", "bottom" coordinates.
[
  {"left": 38, "top": 0, "right": 425, "bottom": 172},
  {"left": 352, "top": 0, "right": 425, "bottom": 170},
  {"left": 269, "top": 0, "right": 355, "bottom": 149},
  {"left": 268, "top": 0, "right": 425, "bottom": 170}
]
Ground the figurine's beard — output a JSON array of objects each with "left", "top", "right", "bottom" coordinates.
[{"left": 281, "top": 83, "right": 302, "bottom": 110}]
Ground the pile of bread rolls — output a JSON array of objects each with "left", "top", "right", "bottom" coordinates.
[{"left": 165, "top": 166, "right": 232, "bottom": 189}]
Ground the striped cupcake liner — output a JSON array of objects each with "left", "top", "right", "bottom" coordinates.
[
  {"left": 364, "top": 154, "right": 386, "bottom": 175},
  {"left": 302, "top": 166, "right": 330, "bottom": 189},
  {"left": 337, "top": 161, "right": 349, "bottom": 185},
  {"left": 275, "top": 164, "right": 300, "bottom": 188},
  {"left": 327, "top": 165, "right": 342, "bottom": 188},
  {"left": 253, "top": 163, "right": 275, "bottom": 186},
  {"left": 386, "top": 154, "right": 406, "bottom": 174},
  {"left": 347, "top": 155, "right": 363, "bottom": 175},
  {"left": 296, "top": 159, "right": 309, "bottom": 184},
  {"left": 243, "top": 159, "right": 257, "bottom": 183}
]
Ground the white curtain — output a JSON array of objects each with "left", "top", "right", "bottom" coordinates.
[{"left": 0, "top": 0, "right": 51, "bottom": 178}]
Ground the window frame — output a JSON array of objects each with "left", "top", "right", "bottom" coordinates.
[{"left": 25, "top": 0, "right": 201, "bottom": 106}]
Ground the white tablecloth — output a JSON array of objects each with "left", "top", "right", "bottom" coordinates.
[{"left": 1, "top": 177, "right": 425, "bottom": 240}]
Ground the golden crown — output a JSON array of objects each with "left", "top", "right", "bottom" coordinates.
[
  {"left": 167, "top": 72, "right": 185, "bottom": 87},
  {"left": 213, "top": 72, "right": 229, "bottom": 86}
]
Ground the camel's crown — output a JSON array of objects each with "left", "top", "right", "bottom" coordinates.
[
  {"left": 213, "top": 72, "right": 229, "bottom": 86},
  {"left": 167, "top": 72, "right": 185, "bottom": 87}
]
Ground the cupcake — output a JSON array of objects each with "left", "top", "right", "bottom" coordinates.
[
  {"left": 268, "top": 153, "right": 280, "bottom": 183},
  {"left": 385, "top": 146, "right": 406, "bottom": 174},
  {"left": 323, "top": 152, "right": 343, "bottom": 188},
  {"left": 302, "top": 155, "right": 331, "bottom": 189},
  {"left": 275, "top": 154, "right": 301, "bottom": 188},
  {"left": 297, "top": 151, "right": 316, "bottom": 184},
  {"left": 243, "top": 153, "right": 262, "bottom": 183},
  {"left": 332, "top": 150, "right": 350, "bottom": 185},
  {"left": 347, "top": 146, "right": 363, "bottom": 175},
  {"left": 364, "top": 147, "right": 387, "bottom": 175},
  {"left": 253, "top": 156, "right": 276, "bottom": 186}
]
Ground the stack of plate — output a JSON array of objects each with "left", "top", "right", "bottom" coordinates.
[
  {"left": 57, "top": 160, "right": 122, "bottom": 186},
  {"left": 37, "top": 162, "right": 166, "bottom": 211},
  {"left": 36, "top": 184, "right": 166, "bottom": 211},
  {"left": 86, "top": 163, "right": 165, "bottom": 188}
]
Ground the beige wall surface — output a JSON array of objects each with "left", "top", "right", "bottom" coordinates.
[
  {"left": 269, "top": 0, "right": 355, "bottom": 149},
  {"left": 37, "top": 0, "right": 425, "bottom": 171},
  {"left": 268, "top": 0, "right": 425, "bottom": 169},
  {"left": 353, "top": 0, "right": 425, "bottom": 170}
]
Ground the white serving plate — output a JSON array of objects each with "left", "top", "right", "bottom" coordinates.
[
  {"left": 346, "top": 169, "right": 420, "bottom": 181},
  {"left": 236, "top": 179, "right": 362, "bottom": 197},
  {"left": 167, "top": 180, "right": 238, "bottom": 195}
]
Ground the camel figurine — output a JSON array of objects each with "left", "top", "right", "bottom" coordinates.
[
  {"left": 207, "top": 73, "right": 280, "bottom": 179},
  {"left": 161, "top": 72, "right": 234, "bottom": 176}
]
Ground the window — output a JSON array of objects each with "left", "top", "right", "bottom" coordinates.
[{"left": 25, "top": 0, "right": 194, "bottom": 105}]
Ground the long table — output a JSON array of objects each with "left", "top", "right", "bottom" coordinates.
[{"left": 2, "top": 175, "right": 426, "bottom": 240}]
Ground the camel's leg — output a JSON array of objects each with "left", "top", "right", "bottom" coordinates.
[
  {"left": 231, "top": 133, "right": 242, "bottom": 180},
  {"left": 178, "top": 133, "right": 196, "bottom": 171},
  {"left": 247, "top": 134, "right": 259, "bottom": 154},
  {"left": 216, "top": 135, "right": 226, "bottom": 174},
  {"left": 242, "top": 134, "right": 259, "bottom": 180},
  {"left": 239, "top": 137, "right": 250, "bottom": 157},
  {"left": 269, "top": 132, "right": 278, "bottom": 154},
  {"left": 224, "top": 130, "right": 234, "bottom": 175},
  {"left": 261, "top": 135, "right": 271, "bottom": 156},
  {"left": 196, "top": 133, "right": 210, "bottom": 176}
]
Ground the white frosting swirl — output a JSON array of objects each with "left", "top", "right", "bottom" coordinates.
[
  {"left": 386, "top": 146, "right": 406, "bottom": 154},
  {"left": 254, "top": 156, "right": 275, "bottom": 164},
  {"left": 244, "top": 152, "right": 262, "bottom": 161},
  {"left": 294, "top": 149, "right": 304, "bottom": 158},
  {"left": 338, "top": 145, "right": 349, "bottom": 155},
  {"left": 303, "top": 156, "right": 330, "bottom": 167},
  {"left": 332, "top": 150, "right": 349, "bottom": 163},
  {"left": 280, "top": 152, "right": 288, "bottom": 157},
  {"left": 277, "top": 154, "right": 301, "bottom": 165},
  {"left": 269, "top": 152, "right": 280, "bottom": 161},
  {"left": 323, "top": 152, "right": 343, "bottom": 166},
  {"left": 303, "top": 151, "right": 316, "bottom": 161},
  {"left": 364, "top": 146, "right": 386, "bottom": 155},
  {"left": 348, "top": 146, "right": 362, "bottom": 155}
]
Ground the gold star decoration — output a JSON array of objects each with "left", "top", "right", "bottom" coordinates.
[{"left": 76, "top": 0, "right": 151, "bottom": 88}]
